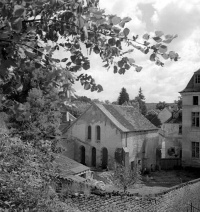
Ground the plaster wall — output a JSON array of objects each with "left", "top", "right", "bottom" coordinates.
[
  {"left": 182, "top": 92, "right": 200, "bottom": 167},
  {"left": 65, "top": 106, "right": 122, "bottom": 168},
  {"left": 160, "top": 123, "right": 182, "bottom": 158},
  {"left": 124, "top": 131, "right": 159, "bottom": 169}
]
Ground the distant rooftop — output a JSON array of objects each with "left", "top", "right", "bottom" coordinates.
[{"left": 165, "top": 109, "right": 182, "bottom": 124}]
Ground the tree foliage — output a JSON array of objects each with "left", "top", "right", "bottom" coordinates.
[
  {"left": 118, "top": 87, "right": 129, "bottom": 105},
  {"left": 174, "top": 96, "right": 182, "bottom": 109},
  {"left": 146, "top": 111, "right": 161, "bottom": 128},
  {"left": 134, "top": 87, "right": 147, "bottom": 116},
  {"left": 156, "top": 101, "right": 168, "bottom": 110},
  {"left": 0, "top": 0, "right": 179, "bottom": 210},
  {"left": 0, "top": 0, "right": 179, "bottom": 102},
  {"left": 109, "top": 163, "right": 141, "bottom": 192}
]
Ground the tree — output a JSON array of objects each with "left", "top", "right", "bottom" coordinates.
[
  {"left": 118, "top": 87, "right": 130, "bottom": 105},
  {"left": 156, "top": 101, "right": 168, "bottom": 110},
  {"left": 109, "top": 163, "right": 141, "bottom": 192},
  {"left": 138, "top": 87, "right": 145, "bottom": 100},
  {"left": 134, "top": 88, "right": 147, "bottom": 116},
  {"left": 174, "top": 96, "right": 182, "bottom": 109},
  {"left": 146, "top": 111, "right": 161, "bottom": 127},
  {"left": 0, "top": 0, "right": 179, "bottom": 210}
]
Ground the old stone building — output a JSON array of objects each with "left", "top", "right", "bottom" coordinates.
[
  {"left": 159, "top": 109, "right": 182, "bottom": 158},
  {"left": 180, "top": 69, "right": 200, "bottom": 167},
  {"left": 62, "top": 103, "right": 159, "bottom": 170}
]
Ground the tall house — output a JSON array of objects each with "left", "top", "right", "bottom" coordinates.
[{"left": 180, "top": 70, "right": 200, "bottom": 167}]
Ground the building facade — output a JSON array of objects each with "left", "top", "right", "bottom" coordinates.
[
  {"left": 180, "top": 70, "right": 200, "bottom": 167},
  {"left": 62, "top": 103, "right": 159, "bottom": 170},
  {"left": 159, "top": 110, "right": 182, "bottom": 158}
]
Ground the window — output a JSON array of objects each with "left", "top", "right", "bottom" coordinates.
[
  {"left": 195, "top": 75, "right": 200, "bottom": 84},
  {"left": 87, "top": 126, "right": 91, "bottom": 140},
  {"left": 96, "top": 125, "right": 101, "bottom": 141},
  {"left": 192, "top": 142, "right": 199, "bottom": 158},
  {"left": 193, "top": 96, "right": 198, "bottom": 105},
  {"left": 192, "top": 112, "right": 200, "bottom": 127},
  {"left": 178, "top": 125, "right": 182, "bottom": 134}
]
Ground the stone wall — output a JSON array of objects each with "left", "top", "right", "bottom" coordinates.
[{"left": 67, "top": 178, "right": 200, "bottom": 212}]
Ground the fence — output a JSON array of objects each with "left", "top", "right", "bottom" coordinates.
[{"left": 160, "top": 158, "right": 181, "bottom": 170}]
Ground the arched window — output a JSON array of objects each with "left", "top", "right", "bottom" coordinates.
[
  {"left": 96, "top": 125, "right": 101, "bottom": 141},
  {"left": 87, "top": 126, "right": 91, "bottom": 140}
]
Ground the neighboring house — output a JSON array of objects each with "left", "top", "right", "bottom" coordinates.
[
  {"left": 158, "top": 106, "right": 178, "bottom": 124},
  {"left": 180, "top": 69, "right": 200, "bottom": 168},
  {"left": 159, "top": 110, "right": 182, "bottom": 158},
  {"left": 62, "top": 103, "right": 159, "bottom": 170},
  {"left": 59, "top": 111, "right": 76, "bottom": 132},
  {"left": 53, "top": 154, "right": 92, "bottom": 194}
]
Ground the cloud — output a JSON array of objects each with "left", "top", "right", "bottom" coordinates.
[{"left": 73, "top": 0, "right": 200, "bottom": 104}]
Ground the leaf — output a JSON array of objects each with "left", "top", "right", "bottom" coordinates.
[
  {"left": 112, "top": 16, "right": 121, "bottom": 25},
  {"left": 123, "top": 28, "right": 130, "bottom": 37},
  {"left": 155, "top": 31, "right": 164, "bottom": 37},
  {"left": 143, "top": 33, "right": 149, "bottom": 40},
  {"left": 114, "top": 66, "right": 118, "bottom": 73},
  {"left": 84, "top": 82, "right": 90, "bottom": 90},
  {"left": 135, "top": 66, "right": 142, "bottom": 72},
  {"left": 13, "top": 5, "right": 25, "bottom": 17},
  {"left": 25, "top": 49, "right": 35, "bottom": 58},
  {"left": 97, "top": 84, "right": 103, "bottom": 92},
  {"left": 61, "top": 58, "right": 68, "bottom": 62},
  {"left": 11, "top": 17, "right": 22, "bottom": 33},
  {"left": 162, "top": 53, "right": 169, "bottom": 60},
  {"left": 128, "top": 58, "right": 135, "bottom": 64},
  {"left": 108, "top": 38, "right": 116, "bottom": 46},
  {"left": 158, "top": 45, "right": 168, "bottom": 53},
  {"left": 169, "top": 51, "right": 177, "bottom": 59},
  {"left": 150, "top": 53, "right": 156, "bottom": 61},
  {"left": 153, "top": 37, "right": 162, "bottom": 43}
]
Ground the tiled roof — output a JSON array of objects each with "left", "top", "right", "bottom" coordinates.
[
  {"left": 180, "top": 69, "right": 200, "bottom": 93},
  {"left": 54, "top": 154, "right": 90, "bottom": 179},
  {"left": 95, "top": 103, "right": 158, "bottom": 132},
  {"left": 166, "top": 109, "right": 182, "bottom": 124}
]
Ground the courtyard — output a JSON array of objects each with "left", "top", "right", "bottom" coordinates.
[{"left": 93, "top": 168, "right": 200, "bottom": 195}]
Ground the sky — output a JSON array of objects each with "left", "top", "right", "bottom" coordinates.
[{"left": 69, "top": 0, "right": 200, "bottom": 103}]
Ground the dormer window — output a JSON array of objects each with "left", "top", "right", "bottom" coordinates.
[{"left": 195, "top": 75, "right": 200, "bottom": 84}]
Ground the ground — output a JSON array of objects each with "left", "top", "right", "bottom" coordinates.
[{"left": 93, "top": 168, "right": 200, "bottom": 195}]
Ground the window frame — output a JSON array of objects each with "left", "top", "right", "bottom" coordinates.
[
  {"left": 178, "top": 125, "right": 182, "bottom": 134},
  {"left": 87, "top": 125, "right": 92, "bottom": 140},
  {"left": 193, "top": 96, "right": 198, "bottom": 105},
  {"left": 195, "top": 75, "right": 200, "bottom": 84},
  {"left": 96, "top": 125, "right": 101, "bottom": 141},
  {"left": 192, "top": 112, "right": 200, "bottom": 127},
  {"left": 192, "top": 142, "right": 200, "bottom": 159}
]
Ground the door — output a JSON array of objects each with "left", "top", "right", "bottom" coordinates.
[
  {"left": 102, "top": 147, "right": 108, "bottom": 169},
  {"left": 91, "top": 147, "right": 96, "bottom": 167},
  {"left": 80, "top": 146, "right": 85, "bottom": 165}
]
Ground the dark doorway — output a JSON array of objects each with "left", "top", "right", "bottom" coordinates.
[
  {"left": 91, "top": 147, "right": 96, "bottom": 167},
  {"left": 102, "top": 147, "right": 108, "bottom": 169},
  {"left": 80, "top": 146, "right": 85, "bottom": 165}
]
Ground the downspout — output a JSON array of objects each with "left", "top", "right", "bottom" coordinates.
[{"left": 125, "top": 132, "right": 128, "bottom": 147}]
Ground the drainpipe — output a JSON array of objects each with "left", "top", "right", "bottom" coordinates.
[{"left": 125, "top": 132, "right": 128, "bottom": 147}]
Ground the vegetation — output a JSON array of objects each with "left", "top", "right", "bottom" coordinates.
[
  {"left": 0, "top": 0, "right": 179, "bottom": 210},
  {"left": 118, "top": 87, "right": 130, "bottom": 105},
  {"left": 109, "top": 163, "right": 141, "bottom": 192},
  {"left": 156, "top": 101, "right": 169, "bottom": 110},
  {"left": 146, "top": 111, "right": 161, "bottom": 127},
  {"left": 134, "top": 87, "right": 147, "bottom": 116}
]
